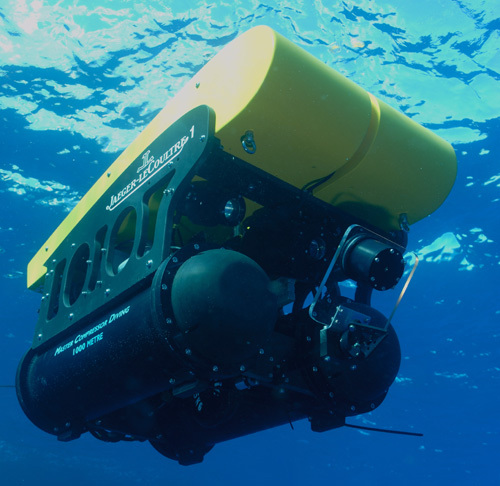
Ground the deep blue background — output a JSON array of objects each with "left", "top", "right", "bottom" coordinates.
[{"left": 1, "top": 1, "right": 498, "bottom": 484}]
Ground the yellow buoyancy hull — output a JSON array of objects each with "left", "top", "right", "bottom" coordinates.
[{"left": 27, "top": 25, "right": 456, "bottom": 289}]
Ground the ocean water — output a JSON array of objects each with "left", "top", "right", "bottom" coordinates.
[{"left": 0, "top": 1, "right": 499, "bottom": 485}]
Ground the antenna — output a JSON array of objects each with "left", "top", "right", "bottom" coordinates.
[{"left": 345, "top": 423, "right": 423, "bottom": 437}]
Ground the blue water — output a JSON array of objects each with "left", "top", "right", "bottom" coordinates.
[{"left": 1, "top": 1, "right": 499, "bottom": 484}]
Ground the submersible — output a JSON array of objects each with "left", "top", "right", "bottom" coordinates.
[{"left": 16, "top": 26, "right": 456, "bottom": 465}]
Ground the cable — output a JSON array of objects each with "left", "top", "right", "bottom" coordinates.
[{"left": 301, "top": 170, "right": 336, "bottom": 194}]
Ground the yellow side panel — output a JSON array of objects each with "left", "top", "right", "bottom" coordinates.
[{"left": 28, "top": 25, "right": 456, "bottom": 289}]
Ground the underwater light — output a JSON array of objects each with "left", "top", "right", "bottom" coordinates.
[{"left": 16, "top": 26, "right": 455, "bottom": 465}]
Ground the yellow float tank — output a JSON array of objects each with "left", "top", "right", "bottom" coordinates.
[{"left": 27, "top": 25, "right": 456, "bottom": 290}]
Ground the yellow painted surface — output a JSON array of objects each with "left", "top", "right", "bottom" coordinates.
[{"left": 28, "top": 25, "right": 456, "bottom": 290}]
